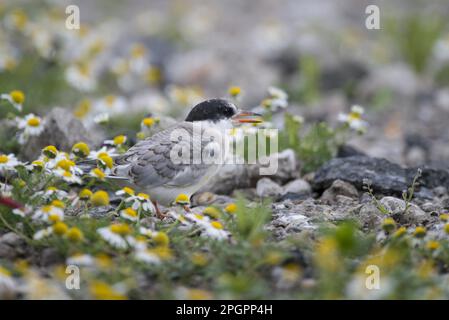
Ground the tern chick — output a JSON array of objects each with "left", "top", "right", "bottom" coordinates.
[{"left": 110, "top": 99, "right": 262, "bottom": 213}]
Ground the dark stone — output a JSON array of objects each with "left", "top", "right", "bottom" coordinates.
[
  {"left": 313, "top": 156, "right": 449, "bottom": 197},
  {"left": 336, "top": 144, "right": 366, "bottom": 158}
]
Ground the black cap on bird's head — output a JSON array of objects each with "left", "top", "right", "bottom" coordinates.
[{"left": 185, "top": 99, "right": 263, "bottom": 124}]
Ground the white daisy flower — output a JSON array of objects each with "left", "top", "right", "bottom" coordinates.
[
  {"left": 54, "top": 168, "right": 83, "bottom": 184},
  {"left": 33, "top": 226, "right": 54, "bottom": 240},
  {"left": 139, "top": 226, "right": 155, "bottom": 238},
  {"left": 202, "top": 221, "right": 230, "bottom": 240},
  {"left": 93, "top": 112, "right": 110, "bottom": 124},
  {"left": 12, "top": 205, "right": 32, "bottom": 218},
  {"left": 33, "top": 187, "right": 68, "bottom": 201},
  {"left": 88, "top": 146, "right": 117, "bottom": 161},
  {"left": 338, "top": 105, "right": 368, "bottom": 132},
  {"left": 124, "top": 192, "right": 155, "bottom": 213},
  {"left": 0, "top": 153, "right": 20, "bottom": 172},
  {"left": 16, "top": 114, "right": 44, "bottom": 143},
  {"left": 97, "top": 224, "right": 130, "bottom": 249},
  {"left": 67, "top": 254, "right": 95, "bottom": 267},
  {"left": 93, "top": 95, "right": 127, "bottom": 115},
  {"left": 65, "top": 63, "right": 97, "bottom": 92},
  {"left": 134, "top": 249, "right": 161, "bottom": 265},
  {"left": 120, "top": 207, "right": 139, "bottom": 222},
  {"left": 1, "top": 90, "right": 25, "bottom": 111},
  {"left": 33, "top": 204, "right": 64, "bottom": 222}
]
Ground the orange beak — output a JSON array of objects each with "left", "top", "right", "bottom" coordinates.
[{"left": 231, "top": 111, "right": 264, "bottom": 124}]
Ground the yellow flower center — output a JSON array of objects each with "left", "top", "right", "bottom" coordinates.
[
  {"left": 32, "top": 160, "right": 44, "bottom": 168},
  {"left": 10, "top": 90, "right": 25, "bottom": 104},
  {"left": 67, "top": 227, "right": 83, "bottom": 242},
  {"left": 413, "top": 226, "right": 426, "bottom": 238},
  {"left": 122, "top": 187, "right": 135, "bottom": 196},
  {"left": 105, "top": 95, "right": 116, "bottom": 107},
  {"left": 72, "top": 142, "right": 90, "bottom": 157},
  {"left": 42, "top": 145, "right": 58, "bottom": 158},
  {"left": 98, "top": 153, "right": 113, "bottom": 169},
  {"left": 90, "top": 281, "right": 127, "bottom": 300},
  {"left": 48, "top": 213, "right": 61, "bottom": 223},
  {"left": 56, "top": 159, "right": 75, "bottom": 171},
  {"left": 123, "top": 208, "right": 137, "bottom": 217},
  {"left": 153, "top": 232, "right": 170, "bottom": 247},
  {"left": 210, "top": 221, "right": 223, "bottom": 230},
  {"left": 91, "top": 190, "right": 110, "bottom": 207},
  {"left": 110, "top": 223, "right": 131, "bottom": 235},
  {"left": 142, "top": 117, "right": 155, "bottom": 127},
  {"left": 228, "top": 86, "right": 241, "bottom": 97},
  {"left": 175, "top": 193, "right": 190, "bottom": 205},
  {"left": 203, "top": 207, "right": 221, "bottom": 219},
  {"left": 92, "top": 168, "right": 106, "bottom": 180},
  {"left": 27, "top": 117, "right": 40, "bottom": 127},
  {"left": 53, "top": 222, "right": 68, "bottom": 235},
  {"left": 79, "top": 189, "right": 93, "bottom": 200},
  {"left": 0, "top": 155, "right": 8, "bottom": 164},
  {"left": 74, "top": 99, "right": 92, "bottom": 118},
  {"left": 426, "top": 241, "right": 440, "bottom": 250},
  {"left": 113, "top": 135, "right": 126, "bottom": 145},
  {"left": 51, "top": 200, "right": 65, "bottom": 209},
  {"left": 137, "top": 193, "right": 149, "bottom": 200},
  {"left": 224, "top": 203, "right": 237, "bottom": 214}
]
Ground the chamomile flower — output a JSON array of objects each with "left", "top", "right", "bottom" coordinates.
[
  {"left": 72, "top": 142, "right": 90, "bottom": 158},
  {"left": 141, "top": 117, "right": 156, "bottom": 128},
  {"left": 91, "top": 190, "right": 110, "bottom": 207},
  {"left": 33, "top": 202, "right": 65, "bottom": 222},
  {"left": 65, "top": 63, "right": 97, "bottom": 92},
  {"left": 175, "top": 193, "right": 190, "bottom": 206},
  {"left": 16, "top": 114, "right": 44, "bottom": 144},
  {"left": 125, "top": 192, "right": 155, "bottom": 213},
  {"left": 0, "top": 153, "right": 20, "bottom": 172},
  {"left": 267, "top": 86, "right": 288, "bottom": 109},
  {"left": 338, "top": 105, "right": 368, "bottom": 133},
  {"left": 93, "top": 95, "right": 127, "bottom": 115},
  {"left": 116, "top": 187, "right": 135, "bottom": 197},
  {"left": 120, "top": 207, "right": 139, "bottom": 222},
  {"left": 93, "top": 112, "right": 110, "bottom": 124},
  {"left": 88, "top": 146, "right": 117, "bottom": 163},
  {"left": 1, "top": 90, "right": 25, "bottom": 111},
  {"left": 97, "top": 224, "right": 130, "bottom": 249},
  {"left": 54, "top": 168, "right": 83, "bottom": 184},
  {"left": 90, "top": 168, "right": 106, "bottom": 180},
  {"left": 79, "top": 189, "right": 93, "bottom": 201},
  {"left": 33, "top": 226, "right": 53, "bottom": 240},
  {"left": 42, "top": 145, "right": 58, "bottom": 159},
  {"left": 228, "top": 86, "right": 242, "bottom": 98},
  {"left": 12, "top": 205, "right": 32, "bottom": 218},
  {"left": 33, "top": 186, "right": 68, "bottom": 201},
  {"left": 134, "top": 249, "right": 161, "bottom": 265},
  {"left": 67, "top": 254, "right": 95, "bottom": 267},
  {"left": 139, "top": 226, "right": 155, "bottom": 238},
  {"left": 66, "top": 227, "right": 84, "bottom": 242},
  {"left": 202, "top": 220, "right": 230, "bottom": 240},
  {"left": 224, "top": 203, "right": 237, "bottom": 214}
]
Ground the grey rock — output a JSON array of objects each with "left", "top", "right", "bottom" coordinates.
[
  {"left": 41, "top": 248, "right": 64, "bottom": 266},
  {"left": 434, "top": 186, "right": 447, "bottom": 197},
  {"left": 313, "top": 156, "right": 449, "bottom": 197},
  {"left": 204, "top": 149, "right": 298, "bottom": 195},
  {"left": 283, "top": 179, "right": 311, "bottom": 195},
  {"left": 256, "top": 178, "right": 283, "bottom": 198},
  {"left": 320, "top": 179, "right": 358, "bottom": 204},
  {"left": 379, "top": 196, "right": 429, "bottom": 225},
  {"left": 356, "top": 203, "right": 385, "bottom": 230},
  {"left": 0, "top": 232, "right": 26, "bottom": 260},
  {"left": 21, "top": 107, "right": 102, "bottom": 160}
]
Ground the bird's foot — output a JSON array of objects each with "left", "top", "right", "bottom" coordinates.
[{"left": 152, "top": 200, "right": 167, "bottom": 219}]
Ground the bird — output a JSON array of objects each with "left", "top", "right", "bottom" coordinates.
[{"left": 109, "top": 98, "right": 262, "bottom": 216}]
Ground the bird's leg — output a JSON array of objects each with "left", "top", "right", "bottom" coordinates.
[{"left": 152, "top": 200, "right": 167, "bottom": 219}]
